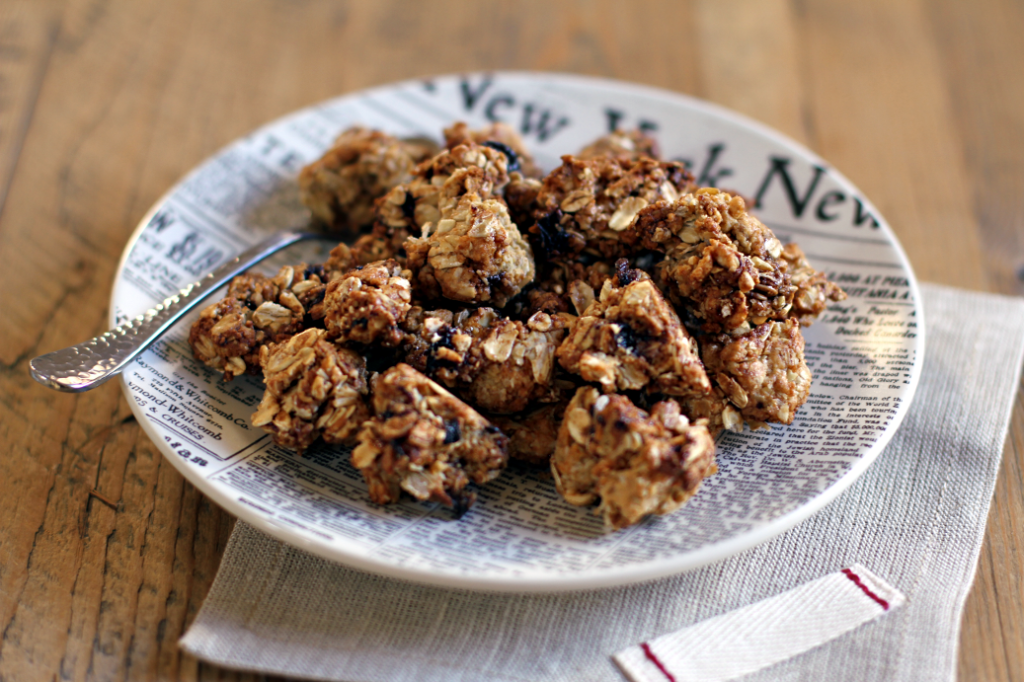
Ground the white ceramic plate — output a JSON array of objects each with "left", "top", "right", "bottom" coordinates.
[{"left": 112, "top": 72, "right": 924, "bottom": 592}]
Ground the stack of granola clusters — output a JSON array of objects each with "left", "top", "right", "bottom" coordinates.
[{"left": 189, "top": 123, "right": 845, "bottom": 529}]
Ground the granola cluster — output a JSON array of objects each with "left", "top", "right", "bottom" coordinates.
[
  {"left": 323, "top": 259, "right": 412, "bottom": 347},
  {"left": 443, "top": 121, "right": 542, "bottom": 178},
  {"left": 251, "top": 329, "right": 370, "bottom": 451},
  {"left": 298, "top": 127, "right": 436, "bottom": 231},
  {"left": 552, "top": 387, "right": 716, "bottom": 530},
  {"left": 635, "top": 188, "right": 797, "bottom": 333},
  {"left": 351, "top": 364, "right": 508, "bottom": 513},
  {"left": 186, "top": 121, "right": 845, "bottom": 529},
  {"left": 529, "top": 154, "right": 696, "bottom": 260},
  {"left": 781, "top": 242, "right": 848, "bottom": 323},
  {"left": 701, "top": 318, "right": 812, "bottom": 427},
  {"left": 578, "top": 129, "right": 661, "bottom": 162},
  {"left": 556, "top": 261, "right": 710, "bottom": 397},
  {"left": 403, "top": 307, "right": 569, "bottom": 414},
  {"left": 490, "top": 400, "right": 568, "bottom": 466},
  {"left": 405, "top": 192, "right": 534, "bottom": 307},
  {"left": 188, "top": 264, "right": 332, "bottom": 380}
]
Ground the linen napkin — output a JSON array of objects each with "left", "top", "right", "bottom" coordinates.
[{"left": 179, "top": 283, "right": 1024, "bottom": 682}]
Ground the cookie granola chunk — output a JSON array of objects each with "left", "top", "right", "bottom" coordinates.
[
  {"left": 374, "top": 143, "right": 512, "bottom": 237},
  {"left": 351, "top": 364, "right": 509, "bottom": 512},
  {"left": 188, "top": 264, "right": 330, "bottom": 380},
  {"left": 701, "top": 318, "right": 812, "bottom": 426},
  {"left": 323, "top": 259, "right": 412, "bottom": 347},
  {"left": 780, "top": 242, "right": 847, "bottom": 323},
  {"left": 577, "top": 129, "right": 661, "bottom": 162},
  {"left": 443, "top": 121, "right": 542, "bottom": 178},
  {"left": 556, "top": 261, "right": 711, "bottom": 397},
  {"left": 405, "top": 193, "right": 535, "bottom": 307},
  {"left": 404, "top": 308, "right": 568, "bottom": 414},
  {"left": 250, "top": 329, "right": 370, "bottom": 451},
  {"left": 188, "top": 297, "right": 261, "bottom": 381},
  {"left": 531, "top": 155, "right": 696, "bottom": 260},
  {"left": 552, "top": 387, "right": 716, "bottom": 530},
  {"left": 299, "top": 127, "right": 436, "bottom": 231},
  {"left": 634, "top": 188, "right": 796, "bottom": 333}
]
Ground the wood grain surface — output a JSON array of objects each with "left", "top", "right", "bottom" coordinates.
[{"left": 1, "top": 0, "right": 1021, "bottom": 679}]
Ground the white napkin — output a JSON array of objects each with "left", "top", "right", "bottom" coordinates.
[{"left": 180, "top": 283, "right": 1024, "bottom": 682}]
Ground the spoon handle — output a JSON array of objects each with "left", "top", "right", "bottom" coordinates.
[{"left": 30, "top": 229, "right": 324, "bottom": 393}]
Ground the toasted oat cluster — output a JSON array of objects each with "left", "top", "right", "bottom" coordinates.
[
  {"left": 189, "top": 265, "right": 331, "bottom": 380},
  {"left": 490, "top": 400, "right": 569, "bottom": 466},
  {"left": 403, "top": 307, "right": 568, "bottom": 414},
  {"left": 675, "top": 388, "right": 743, "bottom": 440},
  {"left": 504, "top": 173, "right": 543, "bottom": 233},
  {"left": 557, "top": 260, "right": 711, "bottom": 397},
  {"left": 184, "top": 122, "right": 845, "bottom": 527},
  {"left": 405, "top": 192, "right": 535, "bottom": 306},
  {"left": 578, "top": 129, "right": 661, "bottom": 162},
  {"left": 530, "top": 155, "right": 696, "bottom": 260},
  {"left": 374, "top": 143, "right": 512, "bottom": 239},
  {"left": 323, "top": 259, "right": 412, "bottom": 347},
  {"left": 780, "top": 242, "right": 848, "bottom": 323},
  {"left": 701, "top": 318, "right": 812, "bottom": 427},
  {"left": 634, "top": 188, "right": 797, "bottom": 333},
  {"left": 298, "top": 127, "right": 436, "bottom": 231},
  {"left": 552, "top": 387, "right": 717, "bottom": 530},
  {"left": 443, "top": 121, "right": 542, "bottom": 178},
  {"left": 251, "top": 329, "right": 370, "bottom": 451},
  {"left": 520, "top": 259, "right": 615, "bottom": 318},
  {"left": 351, "top": 364, "right": 508, "bottom": 512}
]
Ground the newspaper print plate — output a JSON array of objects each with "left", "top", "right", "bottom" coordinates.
[{"left": 112, "top": 73, "right": 924, "bottom": 592}]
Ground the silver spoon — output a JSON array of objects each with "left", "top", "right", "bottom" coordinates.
[{"left": 30, "top": 229, "right": 328, "bottom": 393}]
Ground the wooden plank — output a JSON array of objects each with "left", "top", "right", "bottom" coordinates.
[
  {"left": 927, "top": 0, "right": 1024, "bottom": 297},
  {"left": 0, "top": 0, "right": 245, "bottom": 677},
  {"left": 0, "top": 0, "right": 61, "bottom": 220},
  {"left": 693, "top": 0, "right": 808, "bottom": 145},
  {"left": 793, "top": 0, "right": 987, "bottom": 290}
]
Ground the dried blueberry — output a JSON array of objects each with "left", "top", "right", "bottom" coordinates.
[
  {"left": 443, "top": 419, "right": 461, "bottom": 444},
  {"left": 401, "top": 191, "right": 417, "bottom": 220},
  {"left": 615, "top": 323, "right": 640, "bottom": 355},
  {"left": 532, "top": 209, "right": 573, "bottom": 258},
  {"left": 615, "top": 258, "right": 640, "bottom": 286},
  {"left": 482, "top": 140, "right": 520, "bottom": 173},
  {"left": 424, "top": 325, "right": 460, "bottom": 375},
  {"left": 303, "top": 264, "right": 326, "bottom": 280}
]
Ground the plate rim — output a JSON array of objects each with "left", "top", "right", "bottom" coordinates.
[{"left": 111, "top": 70, "right": 927, "bottom": 592}]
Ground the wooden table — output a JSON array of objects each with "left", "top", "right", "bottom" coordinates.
[{"left": 1, "top": 1, "right": 1021, "bottom": 679}]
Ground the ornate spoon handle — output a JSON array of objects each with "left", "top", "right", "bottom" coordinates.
[{"left": 30, "top": 229, "right": 324, "bottom": 393}]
